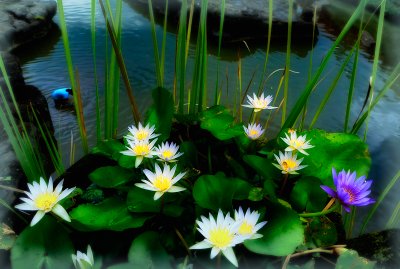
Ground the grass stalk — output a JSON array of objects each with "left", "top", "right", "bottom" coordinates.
[
  {"left": 213, "top": 0, "right": 225, "bottom": 105},
  {"left": 360, "top": 169, "right": 400, "bottom": 234},
  {"left": 362, "top": 0, "right": 386, "bottom": 140},
  {"left": 386, "top": 201, "right": 400, "bottom": 229},
  {"left": 57, "top": 0, "right": 89, "bottom": 153},
  {"left": 282, "top": 0, "right": 367, "bottom": 130},
  {"left": 176, "top": 0, "right": 188, "bottom": 114},
  {"left": 281, "top": 0, "right": 293, "bottom": 126},
  {"left": 99, "top": 0, "right": 140, "bottom": 124}
]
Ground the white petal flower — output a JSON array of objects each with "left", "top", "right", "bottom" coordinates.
[
  {"left": 135, "top": 163, "right": 186, "bottom": 200},
  {"left": 190, "top": 210, "right": 245, "bottom": 267},
  {"left": 124, "top": 122, "right": 160, "bottom": 142},
  {"left": 15, "top": 177, "right": 75, "bottom": 226},
  {"left": 155, "top": 141, "right": 184, "bottom": 163},
  {"left": 273, "top": 151, "right": 307, "bottom": 174},
  {"left": 121, "top": 138, "right": 158, "bottom": 168},
  {"left": 281, "top": 130, "right": 314, "bottom": 155},
  {"left": 234, "top": 207, "right": 267, "bottom": 240},
  {"left": 243, "top": 123, "right": 265, "bottom": 140},
  {"left": 72, "top": 245, "right": 94, "bottom": 269},
  {"left": 242, "top": 93, "right": 277, "bottom": 112}
]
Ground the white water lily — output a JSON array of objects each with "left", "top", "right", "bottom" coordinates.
[
  {"left": 243, "top": 123, "right": 265, "bottom": 140},
  {"left": 125, "top": 122, "right": 160, "bottom": 142},
  {"left": 121, "top": 138, "right": 158, "bottom": 168},
  {"left": 281, "top": 130, "right": 314, "bottom": 155},
  {"left": 135, "top": 163, "right": 186, "bottom": 200},
  {"left": 273, "top": 151, "right": 307, "bottom": 174},
  {"left": 72, "top": 245, "right": 94, "bottom": 269},
  {"left": 190, "top": 210, "right": 245, "bottom": 267},
  {"left": 242, "top": 93, "right": 277, "bottom": 112},
  {"left": 234, "top": 207, "right": 267, "bottom": 240},
  {"left": 155, "top": 141, "right": 184, "bottom": 162},
  {"left": 15, "top": 177, "right": 75, "bottom": 226}
]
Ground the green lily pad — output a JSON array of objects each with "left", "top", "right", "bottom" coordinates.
[
  {"left": 299, "top": 129, "right": 371, "bottom": 187},
  {"left": 193, "top": 172, "right": 252, "bottom": 212},
  {"left": 335, "top": 249, "right": 376, "bottom": 269},
  {"left": 290, "top": 176, "right": 327, "bottom": 212},
  {"left": 70, "top": 197, "right": 149, "bottom": 231},
  {"left": 91, "top": 140, "right": 126, "bottom": 161},
  {"left": 11, "top": 216, "right": 73, "bottom": 269},
  {"left": 118, "top": 154, "right": 136, "bottom": 169},
  {"left": 307, "top": 216, "right": 338, "bottom": 248},
  {"left": 127, "top": 187, "right": 184, "bottom": 217},
  {"left": 244, "top": 202, "right": 304, "bottom": 256},
  {"left": 146, "top": 87, "right": 174, "bottom": 142},
  {"left": 127, "top": 231, "right": 173, "bottom": 269},
  {"left": 199, "top": 105, "right": 243, "bottom": 140},
  {"left": 243, "top": 155, "right": 281, "bottom": 181},
  {"left": 89, "top": 166, "right": 134, "bottom": 188}
]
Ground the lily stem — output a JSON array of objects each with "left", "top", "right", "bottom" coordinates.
[{"left": 299, "top": 202, "right": 340, "bottom": 218}]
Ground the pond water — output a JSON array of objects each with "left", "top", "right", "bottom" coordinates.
[{"left": 14, "top": 0, "right": 400, "bottom": 233}]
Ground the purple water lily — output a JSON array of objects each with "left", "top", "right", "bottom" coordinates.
[{"left": 321, "top": 168, "right": 375, "bottom": 212}]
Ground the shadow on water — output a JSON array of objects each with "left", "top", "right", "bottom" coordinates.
[
  {"left": 124, "top": 0, "right": 319, "bottom": 60},
  {"left": 11, "top": 21, "right": 61, "bottom": 65}
]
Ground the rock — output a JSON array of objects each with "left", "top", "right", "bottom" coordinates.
[
  {"left": 0, "top": 0, "right": 57, "bottom": 51},
  {"left": 346, "top": 229, "right": 400, "bottom": 268},
  {"left": 128, "top": 0, "right": 318, "bottom": 43},
  {"left": 0, "top": 1, "right": 58, "bottom": 223}
]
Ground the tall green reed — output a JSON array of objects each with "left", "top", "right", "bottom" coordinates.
[
  {"left": 0, "top": 55, "right": 46, "bottom": 181},
  {"left": 57, "top": 0, "right": 89, "bottom": 153}
]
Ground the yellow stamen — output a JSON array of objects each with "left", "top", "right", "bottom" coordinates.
[
  {"left": 209, "top": 228, "right": 233, "bottom": 248},
  {"left": 238, "top": 221, "right": 253, "bottom": 235},
  {"left": 282, "top": 159, "right": 297, "bottom": 171},
  {"left": 132, "top": 144, "right": 150, "bottom": 156},
  {"left": 153, "top": 175, "right": 172, "bottom": 192},
  {"left": 249, "top": 129, "right": 259, "bottom": 137},
  {"left": 35, "top": 193, "right": 57, "bottom": 212},
  {"left": 136, "top": 130, "right": 149, "bottom": 140},
  {"left": 162, "top": 150, "right": 173, "bottom": 159},
  {"left": 293, "top": 140, "right": 304, "bottom": 148}
]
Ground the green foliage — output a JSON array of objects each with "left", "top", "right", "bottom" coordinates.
[
  {"left": 11, "top": 216, "right": 73, "bottom": 269},
  {"left": 193, "top": 173, "right": 251, "bottom": 212},
  {"left": 307, "top": 217, "right": 338, "bottom": 247},
  {"left": 335, "top": 249, "right": 376, "bottom": 269},
  {"left": 127, "top": 187, "right": 184, "bottom": 217},
  {"left": 243, "top": 154, "right": 281, "bottom": 181},
  {"left": 199, "top": 106, "right": 243, "bottom": 140},
  {"left": 244, "top": 202, "right": 304, "bottom": 256},
  {"left": 299, "top": 129, "right": 370, "bottom": 186},
  {"left": 146, "top": 87, "right": 174, "bottom": 142},
  {"left": 127, "top": 231, "right": 173, "bottom": 269},
  {"left": 91, "top": 140, "right": 125, "bottom": 161},
  {"left": 89, "top": 166, "right": 133, "bottom": 188},
  {"left": 290, "top": 176, "right": 327, "bottom": 212},
  {"left": 70, "top": 197, "right": 149, "bottom": 231}
]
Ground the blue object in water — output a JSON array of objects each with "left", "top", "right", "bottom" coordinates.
[{"left": 51, "top": 88, "right": 73, "bottom": 107}]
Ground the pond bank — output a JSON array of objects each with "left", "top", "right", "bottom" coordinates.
[{"left": 0, "top": 0, "right": 57, "bottom": 224}]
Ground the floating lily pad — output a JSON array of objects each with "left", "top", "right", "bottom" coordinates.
[
  {"left": 244, "top": 202, "right": 304, "bottom": 256},
  {"left": 70, "top": 197, "right": 149, "bottom": 231},
  {"left": 91, "top": 140, "right": 126, "bottom": 161},
  {"left": 11, "top": 216, "right": 73, "bottom": 269},
  {"left": 199, "top": 105, "right": 243, "bottom": 140},
  {"left": 290, "top": 176, "right": 327, "bottom": 213},
  {"left": 193, "top": 172, "right": 252, "bottom": 212},
  {"left": 89, "top": 166, "right": 134, "bottom": 188}
]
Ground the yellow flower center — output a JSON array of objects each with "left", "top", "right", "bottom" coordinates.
[
  {"left": 238, "top": 221, "right": 253, "bottom": 235},
  {"left": 132, "top": 144, "right": 150, "bottom": 156},
  {"left": 209, "top": 227, "right": 233, "bottom": 248},
  {"left": 161, "top": 150, "right": 174, "bottom": 159},
  {"left": 282, "top": 159, "right": 297, "bottom": 171},
  {"left": 254, "top": 99, "right": 267, "bottom": 109},
  {"left": 249, "top": 129, "right": 260, "bottom": 138},
  {"left": 136, "top": 130, "right": 149, "bottom": 140},
  {"left": 293, "top": 140, "right": 304, "bottom": 148},
  {"left": 153, "top": 175, "right": 172, "bottom": 192},
  {"left": 34, "top": 192, "right": 58, "bottom": 212}
]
